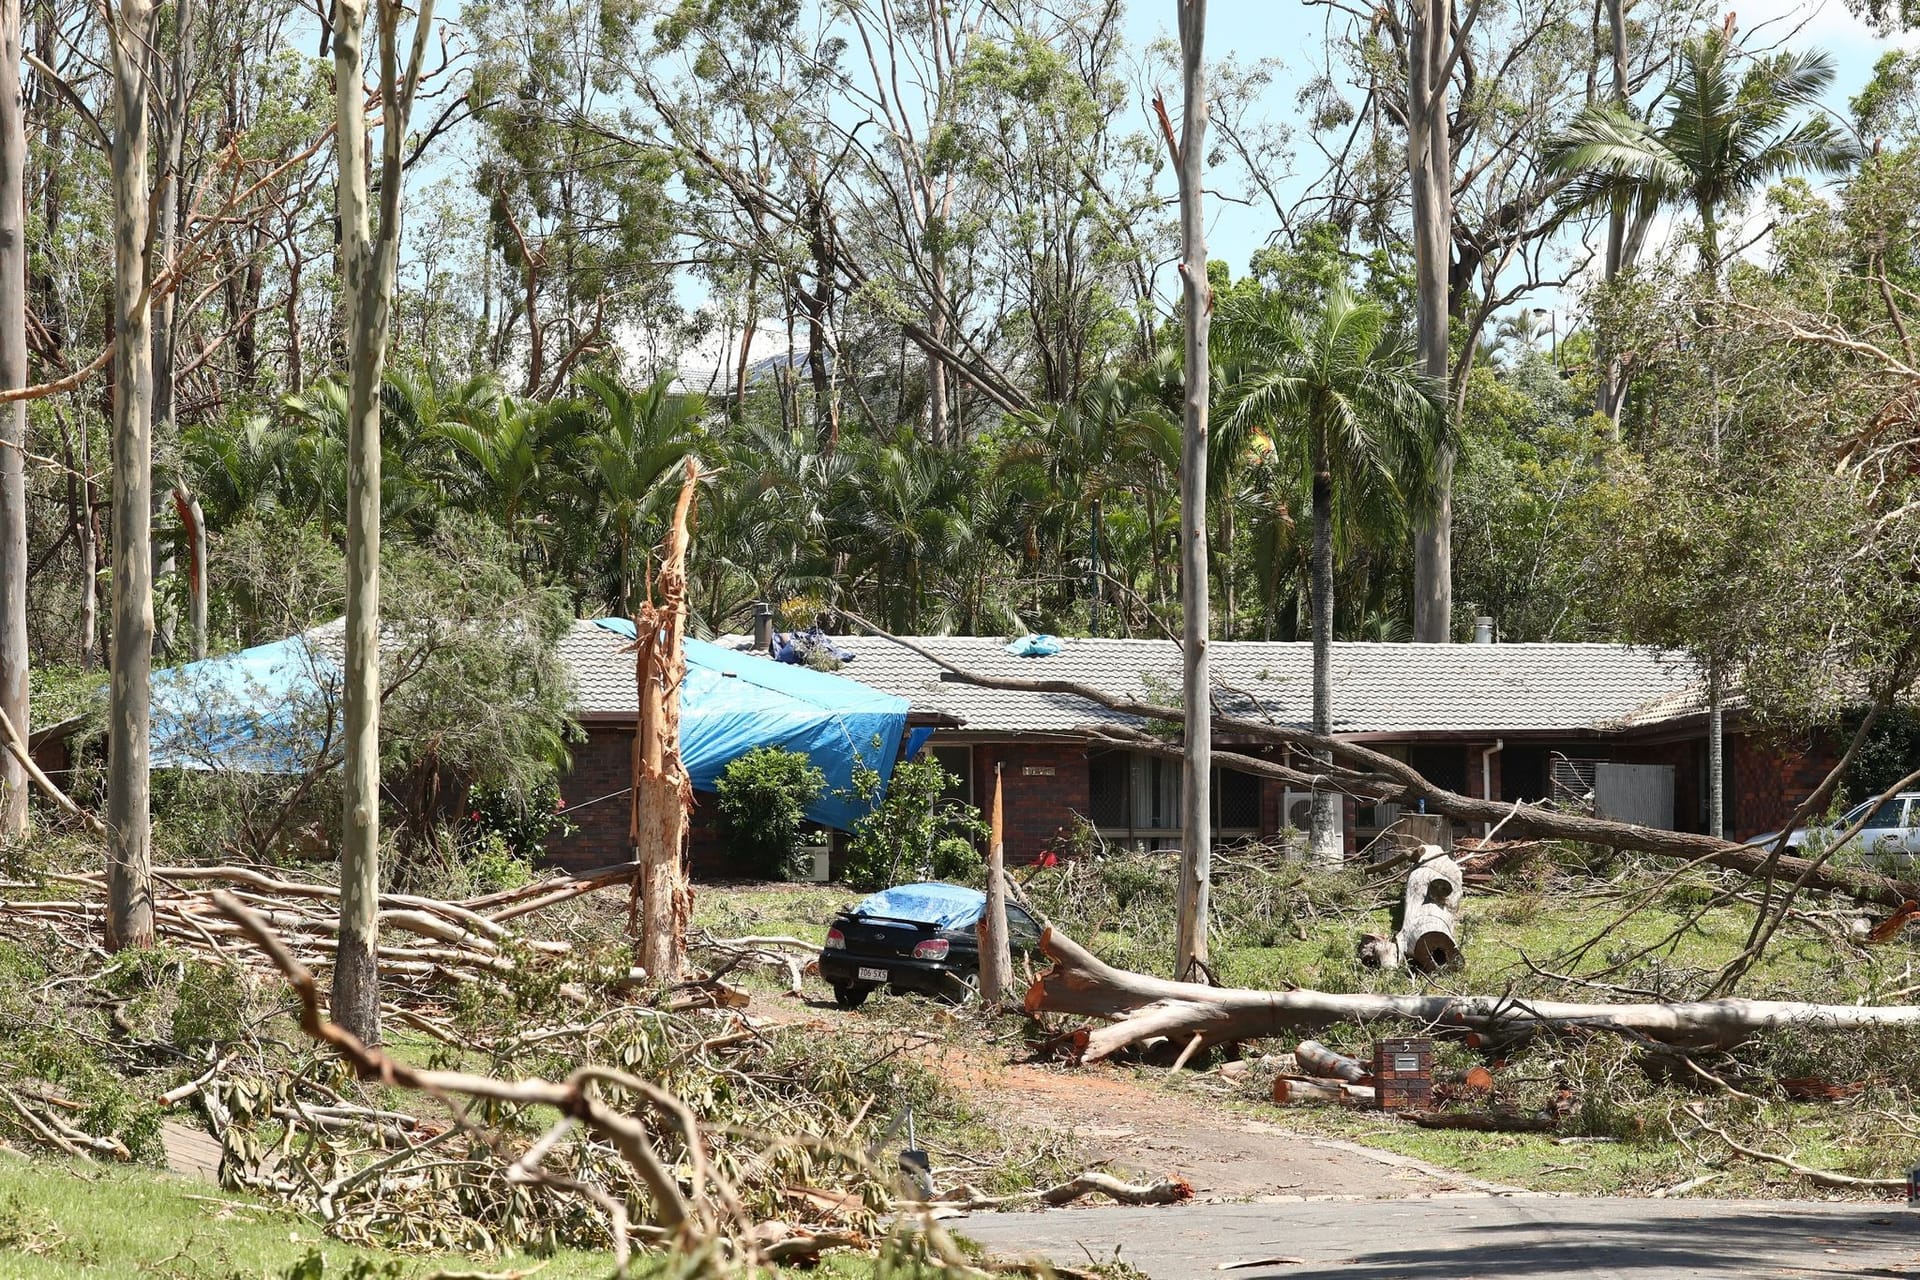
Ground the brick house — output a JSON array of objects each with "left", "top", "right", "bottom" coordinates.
[{"left": 662, "top": 634, "right": 1840, "bottom": 866}]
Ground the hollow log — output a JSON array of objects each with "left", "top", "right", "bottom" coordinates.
[
  {"left": 1023, "top": 926, "right": 1920, "bottom": 1061},
  {"left": 1390, "top": 847, "right": 1462, "bottom": 972}
]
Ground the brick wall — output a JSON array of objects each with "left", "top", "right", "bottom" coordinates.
[
  {"left": 971, "top": 741, "right": 1092, "bottom": 864},
  {"left": 1730, "top": 728, "right": 1839, "bottom": 841},
  {"left": 547, "top": 724, "right": 734, "bottom": 876}
]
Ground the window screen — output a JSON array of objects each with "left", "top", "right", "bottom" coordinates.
[{"left": 1214, "top": 768, "right": 1261, "bottom": 829}]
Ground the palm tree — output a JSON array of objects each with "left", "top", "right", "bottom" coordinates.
[
  {"left": 1219, "top": 284, "right": 1445, "bottom": 862},
  {"left": 1549, "top": 21, "right": 1858, "bottom": 283},
  {"left": 565, "top": 371, "right": 706, "bottom": 615}
]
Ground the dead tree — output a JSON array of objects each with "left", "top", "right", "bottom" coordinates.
[
  {"left": 1024, "top": 926, "right": 1920, "bottom": 1062},
  {"left": 631, "top": 460, "right": 700, "bottom": 982}
]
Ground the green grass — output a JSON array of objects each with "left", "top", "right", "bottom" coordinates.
[
  {"left": 0, "top": 1152, "right": 616, "bottom": 1279},
  {"left": 692, "top": 882, "right": 853, "bottom": 948}
]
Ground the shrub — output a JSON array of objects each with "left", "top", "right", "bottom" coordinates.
[
  {"left": 467, "top": 777, "right": 574, "bottom": 861},
  {"left": 842, "top": 754, "right": 988, "bottom": 891},
  {"left": 714, "top": 747, "right": 826, "bottom": 879}
]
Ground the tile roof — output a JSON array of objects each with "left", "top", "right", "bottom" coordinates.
[
  {"left": 706, "top": 634, "right": 1705, "bottom": 737},
  {"left": 561, "top": 619, "right": 641, "bottom": 715}
]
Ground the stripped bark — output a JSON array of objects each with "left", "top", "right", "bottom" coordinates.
[
  {"left": 977, "top": 761, "right": 1013, "bottom": 1003},
  {"left": 631, "top": 459, "right": 699, "bottom": 982},
  {"left": 1024, "top": 925, "right": 1920, "bottom": 1061}
]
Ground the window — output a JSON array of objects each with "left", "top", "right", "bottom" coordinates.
[
  {"left": 931, "top": 746, "right": 973, "bottom": 808},
  {"left": 1086, "top": 750, "right": 1263, "bottom": 850},
  {"left": 1007, "top": 906, "right": 1041, "bottom": 947},
  {"left": 1867, "top": 797, "right": 1908, "bottom": 829}
]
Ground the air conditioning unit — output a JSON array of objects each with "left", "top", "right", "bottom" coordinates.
[
  {"left": 796, "top": 844, "right": 832, "bottom": 883},
  {"left": 1282, "top": 790, "right": 1343, "bottom": 838}
]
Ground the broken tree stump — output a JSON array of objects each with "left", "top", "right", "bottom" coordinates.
[{"left": 1360, "top": 845, "right": 1462, "bottom": 972}]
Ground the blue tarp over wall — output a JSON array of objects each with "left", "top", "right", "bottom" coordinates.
[
  {"left": 151, "top": 635, "right": 339, "bottom": 774},
  {"left": 148, "top": 620, "right": 913, "bottom": 832},
  {"left": 589, "top": 619, "right": 909, "bottom": 831}
]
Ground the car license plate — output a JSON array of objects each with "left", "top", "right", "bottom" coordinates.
[{"left": 857, "top": 966, "right": 888, "bottom": 983}]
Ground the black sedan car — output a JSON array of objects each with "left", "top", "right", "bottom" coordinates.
[{"left": 818, "top": 882, "right": 1041, "bottom": 1008}]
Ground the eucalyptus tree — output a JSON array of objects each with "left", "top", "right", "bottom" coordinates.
[
  {"left": 104, "top": 0, "right": 159, "bottom": 950},
  {"left": 330, "top": 0, "right": 438, "bottom": 1044},
  {"left": 1218, "top": 284, "right": 1444, "bottom": 863},
  {"left": 0, "top": 0, "right": 26, "bottom": 838}
]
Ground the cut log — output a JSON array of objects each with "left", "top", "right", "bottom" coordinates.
[
  {"left": 1398, "top": 1109, "right": 1558, "bottom": 1132},
  {"left": 1270, "top": 1076, "right": 1374, "bottom": 1106},
  {"left": 1023, "top": 925, "right": 1920, "bottom": 1061},
  {"left": 1293, "top": 1039, "right": 1368, "bottom": 1083}
]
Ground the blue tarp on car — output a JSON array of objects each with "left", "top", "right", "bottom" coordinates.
[
  {"left": 590, "top": 618, "right": 909, "bottom": 830},
  {"left": 848, "top": 882, "right": 985, "bottom": 930}
]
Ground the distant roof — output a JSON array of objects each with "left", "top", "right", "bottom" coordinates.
[{"left": 711, "top": 634, "right": 1704, "bottom": 738}]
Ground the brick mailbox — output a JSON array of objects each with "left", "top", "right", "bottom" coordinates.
[{"left": 1372, "top": 1037, "right": 1434, "bottom": 1112}]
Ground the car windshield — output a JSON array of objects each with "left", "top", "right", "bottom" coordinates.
[{"left": 849, "top": 883, "right": 983, "bottom": 930}]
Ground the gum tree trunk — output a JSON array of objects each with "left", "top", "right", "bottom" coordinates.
[
  {"left": 331, "top": 0, "right": 436, "bottom": 1043},
  {"left": 631, "top": 460, "right": 699, "bottom": 982},
  {"left": 1409, "top": 0, "right": 1454, "bottom": 643},
  {"left": 1171, "top": 0, "right": 1212, "bottom": 979},
  {"left": 105, "top": 0, "right": 158, "bottom": 950},
  {"left": 1308, "top": 445, "right": 1338, "bottom": 863},
  {"left": 0, "top": 0, "right": 27, "bottom": 839}
]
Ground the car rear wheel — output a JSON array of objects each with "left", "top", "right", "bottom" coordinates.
[{"left": 831, "top": 982, "right": 873, "bottom": 1009}]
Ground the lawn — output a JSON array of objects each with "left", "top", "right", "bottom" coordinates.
[{"left": 0, "top": 1152, "right": 615, "bottom": 1280}]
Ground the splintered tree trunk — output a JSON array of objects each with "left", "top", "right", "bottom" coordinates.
[
  {"left": 977, "top": 762, "right": 1013, "bottom": 1004},
  {"left": 1170, "top": 0, "right": 1212, "bottom": 978},
  {"left": 0, "top": 0, "right": 27, "bottom": 840},
  {"left": 1396, "top": 848, "right": 1461, "bottom": 972},
  {"left": 1409, "top": 0, "right": 1453, "bottom": 644},
  {"left": 1024, "top": 926, "right": 1920, "bottom": 1062},
  {"left": 631, "top": 460, "right": 700, "bottom": 982},
  {"left": 172, "top": 485, "right": 206, "bottom": 660},
  {"left": 105, "top": 0, "right": 157, "bottom": 950}
]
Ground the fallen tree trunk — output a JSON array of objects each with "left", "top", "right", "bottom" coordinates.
[
  {"left": 1024, "top": 927, "right": 1920, "bottom": 1060},
  {"left": 1397, "top": 850, "right": 1462, "bottom": 972}
]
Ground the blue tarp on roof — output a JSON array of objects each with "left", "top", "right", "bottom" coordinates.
[
  {"left": 148, "top": 620, "right": 911, "bottom": 832},
  {"left": 590, "top": 619, "right": 908, "bottom": 830},
  {"left": 849, "top": 882, "right": 984, "bottom": 930},
  {"left": 150, "top": 635, "right": 340, "bottom": 773}
]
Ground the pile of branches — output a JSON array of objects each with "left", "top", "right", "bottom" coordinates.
[{"left": 0, "top": 861, "right": 968, "bottom": 1273}]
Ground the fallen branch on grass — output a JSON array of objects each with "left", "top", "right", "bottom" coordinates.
[
  {"left": 1023, "top": 926, "right": 1920, "bottom": 1061},
  {"left": 924, "top": 1171, "right": 1194, "bottom": 1210},
  {"left": 1688, "top": 1109, "right": 1910, "bottom": 1191}
]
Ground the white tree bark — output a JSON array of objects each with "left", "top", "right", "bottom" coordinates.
[
  {"left": 1409, "top": 0, "right": 1454, "bottom": 643},
  {"left": 332, "top": 0, "right": 436, "bottom": 1043},
  {"left": 1171, "top": 0, "right": 1212, "bottom": 978},
  {"left": 0, "top": 0, "right": 27, "bottom": 840},
  {"left": 105, "top": 0, "right": 157, "bottom": 950}
]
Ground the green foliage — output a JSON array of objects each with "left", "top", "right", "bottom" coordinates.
[
  {"left": 467, "top": 777, "right": 575, "bottom": 862},
  {"left": 843, "top": 755, "right": 988, "bottom": 891},
  {"left": 714, "top": 747, "right": 826, "bottom": 879}
]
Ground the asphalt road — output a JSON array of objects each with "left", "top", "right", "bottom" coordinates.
[{"left": 956, "top": 1195, "right": 1920, "bottom": 1279}]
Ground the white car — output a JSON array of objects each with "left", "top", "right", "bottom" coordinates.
[{"left": 1747, "top": 791, "right": 1920, "bottom": 864}]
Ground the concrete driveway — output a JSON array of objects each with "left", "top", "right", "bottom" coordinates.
[{"left": 956, "top": 1195, "right": 1920, "bottom": 1278}]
